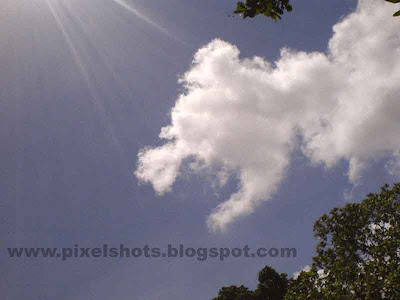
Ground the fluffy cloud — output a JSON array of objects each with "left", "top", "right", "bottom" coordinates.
[
  {"left": 135, "top": 0, "right": 400, "bottom": 232},
  {"left": 293, "top": 265, "right": 311, "bottom": 280}
]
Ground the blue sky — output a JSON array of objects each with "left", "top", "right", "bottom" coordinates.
[{"left": 1, "top": 0, "right": 400, "bottom": 299}]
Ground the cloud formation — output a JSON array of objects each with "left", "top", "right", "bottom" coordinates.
[
  {"left": 135, "top": 0, "right": 400, "bottom": 232},
  {"left": 293, "top": 265, "right": 311, "bottom": 280}
]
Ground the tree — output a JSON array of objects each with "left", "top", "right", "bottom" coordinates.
[
  {"left": 212, "top": 266, "right": 288, "bottom": 300},
  {"left": 286, "top": 183, "right": 400, "bottom": 300},
  {"left": 284, "top": 267, "right": 324, "bottom": 300},
  {"left": 233, "top": 0, "right": 400, "bottom": 21},
  {"left": 211, "top": 183, "right": 400, "bottom": 300},
  {"left": 256, "top": 266, "right": 288, "bottom": 300},
  {"left": 386, "top": 0, "right": 400, "bottom": 16},
  {"left": 233, "top": 0, "right": 292, "bottom": 21},
  {"left": 212, "top": 285, "right": 255, "bottom": 300}
]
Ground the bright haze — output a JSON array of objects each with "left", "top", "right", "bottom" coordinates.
[{"left": 1, "top": 0, "right": 399, "bottom": 299}]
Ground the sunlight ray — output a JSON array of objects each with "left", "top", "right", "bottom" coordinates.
[
  {"left": 58, "top": 0, "right": 175, "bottom": 146},
  {"left": 111, "top": 0, "right": 186, "bottom": 45},
  {"left": 44, "top": 0, "right": 126, "bottom": 157},
  {"left": 59, "top": 0, "right": 129, "bottom": 94},
  {"left": 45, "top": 0, "right": 88, "bottom": 85}
]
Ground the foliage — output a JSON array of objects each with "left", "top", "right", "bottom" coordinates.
[
  {"left": 256, "top": 266, "right": 288, "bottom": 300},
  {"left": 212, "top": 183, "right": 400, "bottom": 300},
  {"left": 233, "top": 0, "right": 400, "bottom": 21},
  {"left": 284, "top": 267, "right": 323, "bottom": 300},
  {"left": 212, "top": 266, "right": 288, "bottom": 300},
  {"left": 233, "top": 0, "right": 292, "bottom": 21},
  {"left": 286, "top": 182, "right": 400, "bottom": 300},
  {"left": 385, "top": 0, "right": 400, "bottom": 16},
  {"left": 212, "top": 285, "right": 255, "bottom": 300}
]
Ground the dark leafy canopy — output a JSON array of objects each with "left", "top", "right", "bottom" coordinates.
[
  {"left": 212, "top": 266, "right": 288, "bottom": 300},
  {"left": 212, "top": 285, "right": 254, "bottom": 300},
  {"left": 233, "top": 0, "right": 400, "bottom": 21},
  {"left": 256, "top": 266, "right": 288, "bottom": 300},
  {"left": 386, "top": 0, "right": 400, "bottom": 16},
  {"left": 234, "top": 0, "right": 292, "bottom": 21},
  {"left": 212, "top": 183, "right": 400, "bottom": 300},
  {"left": 286, "top": 183, "right": 400, "bottom": 300}
]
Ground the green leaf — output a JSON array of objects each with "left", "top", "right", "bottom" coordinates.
[
  {"left": 234, "top": 2, "right": 247, "bottom": 13},
  {"left": 394, "top": 9, "right": 400, "bottom": 16},
  {"left": 247, "top": 8, "right": 257, "bottom": 18},
  {"left": 385, "top": 0, "right": 400, "bottom": 3}
]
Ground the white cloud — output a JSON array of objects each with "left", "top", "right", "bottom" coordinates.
[
  {"left": 386, "top": 150, "right": 400, "bottom": 178},
  {"left": 135, "top": 0, "right": 400, "bottom": 232},
  {"left": 293, "top": 265, "right": 311, "bottom": 279}
]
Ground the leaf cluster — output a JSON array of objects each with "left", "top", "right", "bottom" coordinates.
[
  {"left": 286, "top": 183, "right": 400, "bottom": 300},
  {"left": 212, "top": 266, "right": 289, "bottom": 300},
  {"left": 385, "top": 0, "right": 400, "bottom": 17},
  {"left": 212, "top": 183, "right": 400, "bottom": 300},
  {"left": 233, "top": 0, "right": 400, "bottom": 21},
  {"left": 234, "top": 0, "right": 292, "bottom": 21}
]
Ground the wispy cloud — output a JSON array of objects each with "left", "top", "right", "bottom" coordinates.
[{"left": 135, "top": 0, "right": 400, "bottom": 232}]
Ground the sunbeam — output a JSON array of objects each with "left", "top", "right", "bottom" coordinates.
[
  {"left": 45, "top": 0, "right": 87, "bottom": 86},
  {"left": 44, "top": 0, "right": 126, "bottom": 157},
  {"left": 111, "top": 0, "right": 186, "bottom": 45}
]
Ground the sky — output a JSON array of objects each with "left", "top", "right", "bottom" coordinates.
[{"left": 1, "top": 0, "right": 400, "bottom": 299}]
